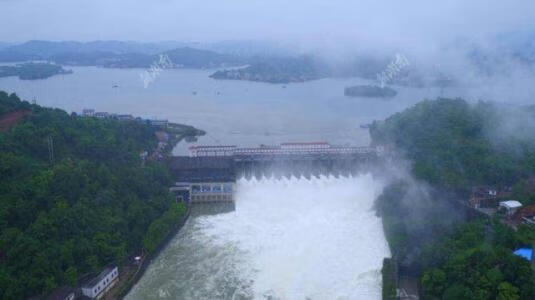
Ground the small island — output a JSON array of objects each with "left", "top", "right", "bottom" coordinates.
[
  {"left": 210, "top": 66, "right": 319, "bottom": 84},
  {"left": 0, "top": 63, "right": 73, "bottom": 80},
  {"left": 210, "top": 56, "right": 326, "bottom": 84},
  {"left": 344, "top": 85, "right": 397, "bottom": 98}
]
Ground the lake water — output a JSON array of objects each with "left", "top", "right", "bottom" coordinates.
[
  {"left": 0, "top": 66, "right": 455, "bottom": 154},
  {"left": 0, "top": 66, "right": 502, "bottom": 299}
]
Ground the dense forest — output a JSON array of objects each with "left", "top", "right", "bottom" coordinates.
[
  {"left": 372, "top": 98, "right": 535, "bottom": 299},
  {"left": 377, "top": 182, "right": 535, "bottom": 299},
  {"left": 371, "top": 98, "right": 535, "bottom": 195},
  {"left": 0, "top": 91, "right": 185, "bottom": 299},
  {"left": 420, "top": 219, "right": 535, "bottom": 299}
]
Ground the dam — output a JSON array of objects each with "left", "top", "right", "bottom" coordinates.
[
  {"left": 126, "top": 141, "right": 390, "bottom": 299},
  {"left": 168, "top": 142, "right": 382, "bottom": 204}
]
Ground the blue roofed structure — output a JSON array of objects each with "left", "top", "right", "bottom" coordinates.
[{"left": 513, "top": 248, "right": 533, "bottom": 261}]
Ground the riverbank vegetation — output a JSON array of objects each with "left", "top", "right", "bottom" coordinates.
[
  {"left": 372, "top": 98, "right": 535, "bottom": 299},
  {"left": 420, "top": 219, "right": 535, "bottom": 299},
  {"left": 377, "top": 182, "right": 535, "bottom": 299},
  {"left": 143, "top": 202, "right": 187, "bottom": 254},
  {"left": 0, "top": 91, "right": 180, "bottom": 299},
  {"left": 382, "top": 258, "right": 397, "bottom": 300}
]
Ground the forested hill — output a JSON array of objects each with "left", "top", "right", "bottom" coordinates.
[
  {"left": 210, "top": 55, "right": 329, "bottom": 83},
  {"left": 0, "top": 91, "right": 181, "bottom": 298},
  {"left": 372, "top": 98, "right": 535, "bottom": 299},
  {"left": 370, "top": 98, "right": 535, "bottom": 193},
  {"left": 102, "top": 47, "right": 243, "bottom": 68}
]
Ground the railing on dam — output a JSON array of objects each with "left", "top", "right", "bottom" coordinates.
[{"left": 188, "top": 142, "right": 381, "bottom": 158}]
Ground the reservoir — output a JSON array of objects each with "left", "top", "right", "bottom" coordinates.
[{"left": 0, "top": 66, "right": 453, "bottom": 153}]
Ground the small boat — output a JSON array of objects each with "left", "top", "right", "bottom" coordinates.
[
  {"left": 112, "top": 85, "right": 119, "bottom": 88},
  {"left": 192, "top": 91, "right": 197, "bottom": 95}
]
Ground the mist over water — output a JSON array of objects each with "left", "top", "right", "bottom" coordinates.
[{"left": 126, "top": 174, "right": 390, "bottom": 300}]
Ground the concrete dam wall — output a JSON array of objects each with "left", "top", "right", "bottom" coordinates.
[{"left": 167, "top": 142, "right": 381, "bottom": 204}]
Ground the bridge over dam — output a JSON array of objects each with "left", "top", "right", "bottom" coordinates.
[{"left": 168, "top": 142, "right": 383, "bottom": 204}]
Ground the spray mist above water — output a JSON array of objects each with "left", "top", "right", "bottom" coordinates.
[{"left": 127, "top": 174, "right": 390, "bottom": 300}]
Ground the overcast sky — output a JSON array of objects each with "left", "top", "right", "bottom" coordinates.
[{"left": 2, "top": 0, "right": 535, "bottom": 48}]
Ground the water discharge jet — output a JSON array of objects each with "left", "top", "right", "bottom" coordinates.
[{"left": 127, "top": 174, "right": 390, "bottom": 299}]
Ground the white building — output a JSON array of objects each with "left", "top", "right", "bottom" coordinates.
[
  {"left": 82, "top": 109, "right": 95, "bottom": 117},
  {"left": 148, "top": 119, "right": 168, "bottom": 128},
  {"left": 499, "top": 200, "right": 523, "bottom": 216},
  {"left": 81, "top": 266, "right": 119, "bottom": 299},
  {"left": 116, "top": 114, "right": 134, "bottom": 121},
  {"left": 94, "top": 112, "right": 109, "bottom": 119},
  {"left": 280, "top": 142, "right": 331, "bottom": 150}
]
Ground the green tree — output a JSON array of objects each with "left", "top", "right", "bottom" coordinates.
[
  {"left": 0, "top": 91, "right": 188, "bottom": 298},
  {"left": 497, "top": 282, "right": 520, "bottom": 300},
  {"left": 421, "top": 268, "right": 446, "bottom": 297},
  {"left": 64, "top": 266, "right": 77, "bottom": 287}
]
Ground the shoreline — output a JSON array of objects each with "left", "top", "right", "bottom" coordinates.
[
  {"left": 111, "top": 127, "right": 203, "bottom": 299},
  {"left": 115, "top": 205, "right": 192, "bottom": 299}
]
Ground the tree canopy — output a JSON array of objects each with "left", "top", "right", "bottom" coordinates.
[
  {"left": 371, "top": 98, "right": 535, "bottom": 193},
  {"left": 372, "top": 98, "right": 535, "bottom": 299},
  {"left": 420, "top": 220, "right": 535, "bottom": 299},
  {"left": 0, "top": 91, "right": 183, "bottom": 299}
]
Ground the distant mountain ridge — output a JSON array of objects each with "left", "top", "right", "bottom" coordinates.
[
  {"left": 103, "top": 47, "right": 244, "bottom": 68},
  {"left": 0, "top": 42, "right": 11, "bottom": 50},
  {"left": 3, "top": 35, "right": 535, "bottom": 84},
  {"left": 0, "top": 41, "right": 245, "bottom": 68},
  {"left": 0, "top": 40, "right": 290, "bottom": 64},
  {"left": 3, "top": 40, "right": 185, "bottom": 56}
]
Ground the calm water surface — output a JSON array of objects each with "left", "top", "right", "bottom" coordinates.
[{"left": 0, "top": 66, "right": 454, "bottom": 153}]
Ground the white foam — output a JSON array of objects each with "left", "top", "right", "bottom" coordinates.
[
  {"left": 127, "top": 173, "right": 390, "bottom": 300},
  {"left": 199, "top": 173, "right": 390, "bottom": 299}
]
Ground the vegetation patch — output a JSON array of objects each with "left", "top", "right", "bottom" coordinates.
[
  {"left": 372, "top": 98, "right": 535, "bottom": 299},
  {"left": 382, "top": 258, "right": 397, "bottom": 300},
  {"left": 0, "top": 91, "right": 178, "bottom": 299}
]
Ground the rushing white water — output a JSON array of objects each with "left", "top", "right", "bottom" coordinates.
[{"left": 126, "top": 174, "right": 390, "bottom": 300}]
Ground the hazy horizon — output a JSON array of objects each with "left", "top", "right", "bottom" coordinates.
[{"left": 2, "top": 1, "right": 535, "bottom": 52}]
